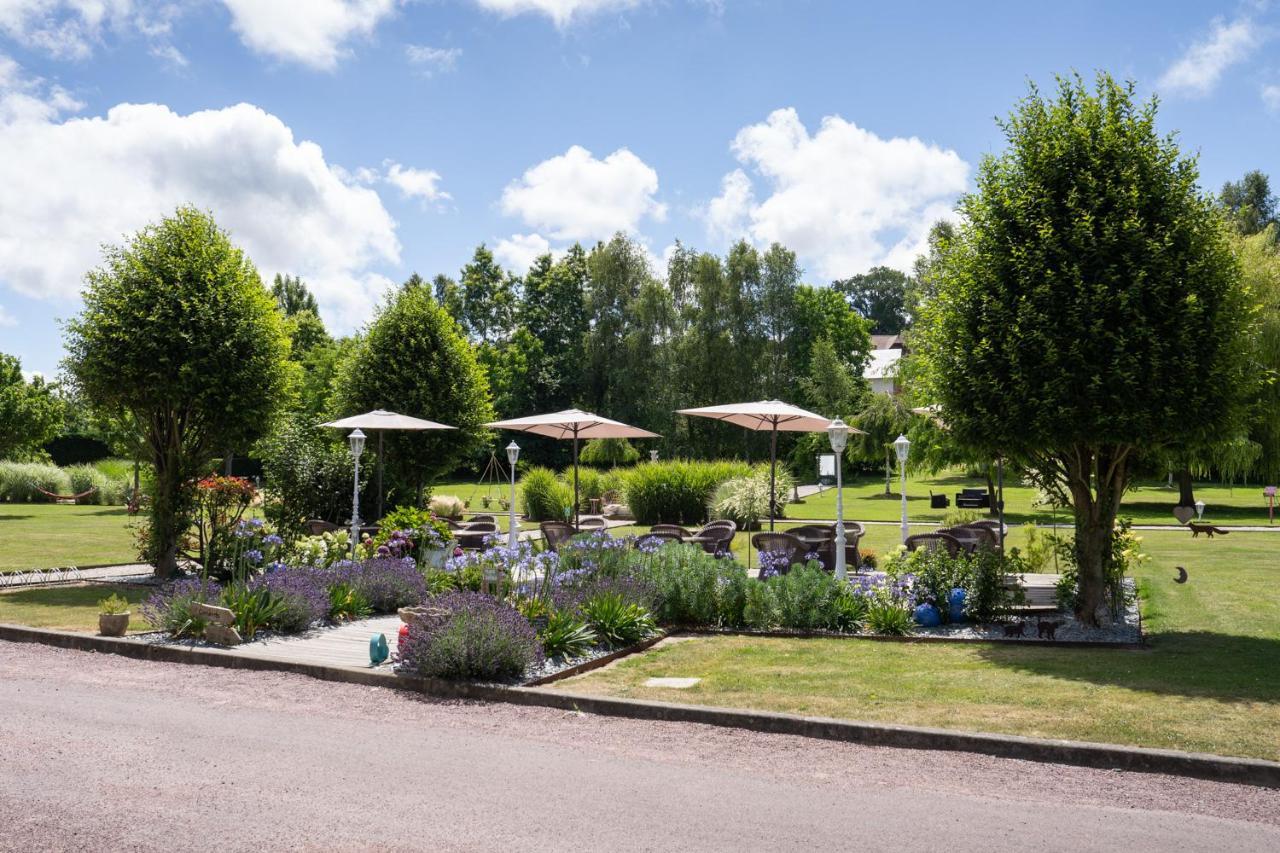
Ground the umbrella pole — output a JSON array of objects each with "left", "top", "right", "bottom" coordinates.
[
  {"left": 377, "top": 431, "right": 385, "bottom": 521},
  {"left": 573, "top": 431, "right": 580, "bottom": 528},
  {"left": 769, "top": 422, "right": 777, "bottom": 532}
]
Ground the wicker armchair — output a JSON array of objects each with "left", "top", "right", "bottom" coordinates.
[
  {"left": 540, "top": 522, "right": 577, "bottom": 552},
  {"left": 576, "top": 517, "right": 607, "bottom": 530},
  {"left": 750, "top": 532, "right": 808, "bottom": 576},
  {"left": 461, "top": 521, "right": 499, "bottom": 533},
  {"left": 635, "top": 531, "right": 683, "bottom": 550},
  {"left": 304, "top": 519, "right": 342, "bottom": 536},
  {"left": 689, "top": 520, "right": 736, "bottom": 555},
  {"left": 905, "top": 532, "right": 964, "bottom": 557},
  {"left": 954, "top": 523, "right": 999, "bottom": 550},
  {"left": 651, "top": 524, "right": 692, "bottom": 540},
  {"left": 468, "top": 514, "right": 497, "bottom": 524}
]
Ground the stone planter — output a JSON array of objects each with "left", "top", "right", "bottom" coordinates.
[{"left": 98, "top": 612, "right": 129, "bottom": 637}]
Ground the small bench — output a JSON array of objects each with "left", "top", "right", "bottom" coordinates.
[{"left": 955, "top": 488, "right": 991, "bottom": 509}]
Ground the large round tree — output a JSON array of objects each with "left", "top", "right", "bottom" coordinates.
[
  {"left": 334, "top": 277, "right": 494, "bottom": 504},
  {"left": 918, "top": 74, "right": 1251, "bottom": 624},
  {"left": 64, "top": 207, "right": 291, "bottom": 577}
]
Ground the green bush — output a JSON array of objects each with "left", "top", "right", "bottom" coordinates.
[
  {"left": 865, "top": 597, "right": 913, "bottom": 635},
  {"left": 259, "top": 418, "right": 359, "bottom": 541},
  {"left": 520, "top": 466, "right": 573, "bottom": 521},
  {"left": 580, "top": 591, "right": 656, "bottom": 648},
  {"left": 635, "top": 543, "right": 748, "bottom": 627},
  {"left": 708, "top": 465, "right": 796, "bottom": 529},
  {"left": 578, "top": 438, "right": 640, "bottom": 467},
  {"left": 743, "top": 581, "right": 778, "bottom": 630},
  {"left": 538, "top": 609, "right": 597, "bottom": 659},
  {"left": 623, "top": 460, "right": 751, "bottom": 525},
  {"left": 0, "top": 461, "right": 71, "bottom": 502},
  {"left": 568, "top": 466, "right": 626, "bottom": 511}
]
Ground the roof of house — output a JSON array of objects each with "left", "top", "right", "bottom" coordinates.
[{"left": 870, "top": 333, "right": 905, "bottom": 350}]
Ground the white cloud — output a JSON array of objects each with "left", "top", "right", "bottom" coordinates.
[
  {"left": 405, "top": 44, "right": 461, "bottom": 76},
  {"left": 220, "top": 0, "right": 396, "bottom": 70},
  {"left": 0, "top": 304, "right": 15, "bottom": 326},
  {"left": 0, "top": 64, "right": 402, "bottom": 333},
  {"left": 493, "top": 233, "right": 552, "bottom": 272},
  {"left": 472, "top": 0, "right": 644, "bottom": 27},
  {"left": 707, "top": 108, "right": 968, "bottom": 280},
  {"left": 1158, "top": 16, "right": 1263, "bottom": 97},
  {"left": 382, "top": 161, "right": 450, "bottom": 205},
  {"left": 1264, "top": 83, "right": 1280, "bottom": 111},
  {"left": 501, "top": 144, "right": 665, "bottom": 242},
  {"left": 0, "top": 1, "right": 182, "bottom": 61}
]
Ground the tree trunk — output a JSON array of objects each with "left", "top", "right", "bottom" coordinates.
[
  {"left": 1063, "top": 445, "right": 1129, "bottom": 627},
  {"left": 1175, "top": 468, "right": 1195, "bottom": 507},
  {"left": 984, "top": 465, "right": 997, "bottom": 517},
  {"left": 149, "top": 447, "right": 185, "bottom": 579}
]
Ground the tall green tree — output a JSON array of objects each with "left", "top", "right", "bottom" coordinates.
[
  {"left": 1221, "top": 170, "right": 1277, "bottom": 236},
  {"left": 1238, "top": 226, "right": 1280, "bottom": 482},
  {"left": 917, "top": 74, "right": 1250, "bottom": 624},
  {"left": 272, "top": 273, "right": 320, "bottom": 316},
  {"left": 834, "top": 266, "right": 911, "bottom": 333},
  {"left": 334, "top": 277, "right": 494, "bottom": 500},
  {"left": 459, "top": 246, "right": 516, "bottom": 343},
  {"left": 0, "top": 354, "right": 62, "bottom": 460},
  {"left": 64, "top": 207, "right": 291, "bottom": 577}
]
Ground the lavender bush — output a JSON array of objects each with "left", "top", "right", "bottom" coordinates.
[
  {"left": 251, "top": 568, "right": 329, "bottom": 633},
  {"left": 347, "top": 557, "right": 430, "bottom": 612},
  {"left": 397, "top": 591, "right": 543, "bottom": 681},
  {"left": 141, "top": 577, "right": 223, "bottom": 637}
]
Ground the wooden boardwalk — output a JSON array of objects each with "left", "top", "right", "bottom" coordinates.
[{"left": 216, "top": 615, "right": 404, "bottom": 669}]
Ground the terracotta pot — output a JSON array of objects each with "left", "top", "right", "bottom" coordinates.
[{"left": 99, "top": 612, "right": 129, "bottom": 637}]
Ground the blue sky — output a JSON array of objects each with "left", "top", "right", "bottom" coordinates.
[{"left": 1, "top": 0, "right": 1278, "bottom": 377}]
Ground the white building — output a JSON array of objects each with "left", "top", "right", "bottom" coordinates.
[{"left": 865, "top": 334, "right": 905, "bottom": 395}]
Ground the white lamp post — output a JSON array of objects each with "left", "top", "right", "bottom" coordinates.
[
  {"left": 827, "top": 418, "right": 850, "bottom": 581},
  {"left": 348, "top": 429, "right": 366, "bottom": 557},
  {"left": 650, "top": 449, "right": 659, "bottom": 463},
  {"left": 506, "top": 441, "right": 521, "bottom": 548},
  {"left": 1195, "top": 499, "right": 1206, "bottom": 521},
  {"left": 894, "top": 434, "right": 911, "bottom": 544}
]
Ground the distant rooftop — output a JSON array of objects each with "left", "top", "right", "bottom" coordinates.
[{"left": 870, "top": 333, "right": 905, "bottom": 351}]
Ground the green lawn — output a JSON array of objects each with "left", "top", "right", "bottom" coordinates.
[
  {"left": 792, "top": 474, "right": 1277, "bottom": 526},
  {"left": 551, "top": 529, "right": 1280, "bottom": 761},
  {"left": 0, "top": 584, "right": 155, "bottom": 633},
  {"left": 0, "top": 504, "right": 140, "bottom": 572}
]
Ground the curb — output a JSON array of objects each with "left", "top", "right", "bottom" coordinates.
[
  {"left": 673, "top": 628, "right": 1145, "bottom": 650},
  {"left": 2, "top": 622, "right": 1276, "bottom": 789}
]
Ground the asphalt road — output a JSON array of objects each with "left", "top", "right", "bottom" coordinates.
[{"left": 2, "top": 643, "right": 1278, "bottom": 852}]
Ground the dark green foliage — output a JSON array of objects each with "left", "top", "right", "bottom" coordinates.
[
  {"left": 623, "top": 460, "right": 751, "bottom": 525},
  {"left": 917, "top": 74, "right": 1250, "bottom": 623},
  {"left": 0, "top": 354, "right": 63, "bottom": 460},
  {"left": 334, "top": 277, "right": 494, "bottom": 494},
  {"left": 63, "top": 207, "right": 291, "bottom": 577},
  {"left": 865, "top": 598, "right": 913, "bottom": 636},
  {"left": 833, "top": 266, "right": 911, "bottom": 333},
  {"left": 326, "top": 582, "right": 374, "bottom": 622},
  {"left": 1221, "top": 170, "right": 1277, "bottom": 236},
  {"left": 259, "top": 417, "right": 358, "bottom": 541},
  {"left": 538, "top": 610, "right": 597, "bottom": 659},
  {"left": 580, "top": 591, "right": 656, "bottom": 648},
  {"left": 220, "top": 583, "right": 285, "bottom": 639}
]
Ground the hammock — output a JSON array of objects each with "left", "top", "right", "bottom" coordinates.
[{"left": 34, "top": 485, "right": 98, "bottom": 502}]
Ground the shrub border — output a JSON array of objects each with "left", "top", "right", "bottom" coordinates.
[{"left": 1, "top": 622, "right": 1274, "bottom": 789}]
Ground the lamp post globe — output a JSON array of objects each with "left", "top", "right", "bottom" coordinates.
[
  {"left": 506, "top": 441, "right": 521, "bottom": 548},
  {"left": 1195, "top": 499, "right": 1206, "bottom": 521},
  {"left": 348, "top": 429, "right": 366, "bottom": 556},
  {"left": 827, "top": 419, "right": 850, "bottom": 580},
  {"left": 650, "top": 449, "right": 659, "bottom": 463},
  {"left": 893, "top": 434, "right": 910, "bottom": 544}
]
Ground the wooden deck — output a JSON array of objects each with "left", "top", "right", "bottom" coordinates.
[{"left": 217, "top": 615, "right": 404, "bottom": 669}]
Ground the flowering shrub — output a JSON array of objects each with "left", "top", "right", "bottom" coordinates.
[
  {"left": 190, "top": 475, "right": 258, "bottom": 580},
  {"left": 141, "top": 577, "right": 223, "bottom": 637},
  {"left": 251, "top": 568, "right": 329, "bottom": 633},
  {"left": 557, "top": 530, "right": 633, "bottom": 580},
  {"left": 396, "top": 592, "right": 543, "bottom": 681},
  {"left": 346, "top": 557, "right": 429, "bottom": 612},
  {"left": 285, "top": 530, "right": 351, "bottom": 569}
]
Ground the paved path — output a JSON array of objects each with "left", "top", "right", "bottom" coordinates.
[
  {"left": 1, "top": 643, "right": 1277, "bottom": 852},
  {"left": 0, "top": 563, "right": 153, "bottom": 589}
]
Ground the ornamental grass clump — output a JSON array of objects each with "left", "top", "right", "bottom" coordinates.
[
  {"left": 397, "top": 592, "right": 543, "bottom": 682},
  {"left": 623, "top": 460, "right": 751, "bottom": 525},
  {"left": 520, "top": 466, "right": 574, "bottom": 521}
]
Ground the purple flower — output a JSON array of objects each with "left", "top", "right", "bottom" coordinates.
[
  {"left": 244, "top": 549, "right": 263, "bottom": 564},
  {"left": 396, "top": 591, "right": 542, "bottom": 681}
]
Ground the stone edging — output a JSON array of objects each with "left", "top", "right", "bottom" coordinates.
[{"left": 1, "top": 623, "right": 1275, "bottom": 789}]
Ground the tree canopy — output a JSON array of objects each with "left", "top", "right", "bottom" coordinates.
[
  {"left": 64, "top": 206, "right": 291, "bottom": 576},
  {"left": 0, "top": 354, "right": 62, "bottom": 460},
  {"left": 1221, "top": 170, "right": 1278, "bottom": 236},
  {"left": 917, "top": 73, "right": 1250, "bottom": 623},
  {"left": 834, "top": 266, "right": 911, "bottom": 333}
]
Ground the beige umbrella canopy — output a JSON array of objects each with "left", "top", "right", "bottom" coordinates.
[
  {"left": 484, "top": 409, "right": 660, "bottom": 525},
  {"left": 677, "top": 400, "right": 862, "bottom": 530},
  {"left": 322, "top": 410, "right": 456, "bottom": 519}
]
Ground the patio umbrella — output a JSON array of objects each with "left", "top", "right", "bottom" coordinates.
[
  {"left": 677, "top": 400, "right": 861, "bottom": 530},
  {"left": 484, "top": 409, "right": 660, "bottom": 526},
  {"left": 321, "top": 410, "right": 456, "bottom": 520}
]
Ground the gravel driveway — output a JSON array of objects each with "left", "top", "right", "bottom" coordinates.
[{"left": 1, "top": 642, "right": 1277, "bottom": 852}]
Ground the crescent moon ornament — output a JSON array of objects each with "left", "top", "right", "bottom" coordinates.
[{"left": 1174, "top": 566, "right": 1188, "bottom": 584}]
